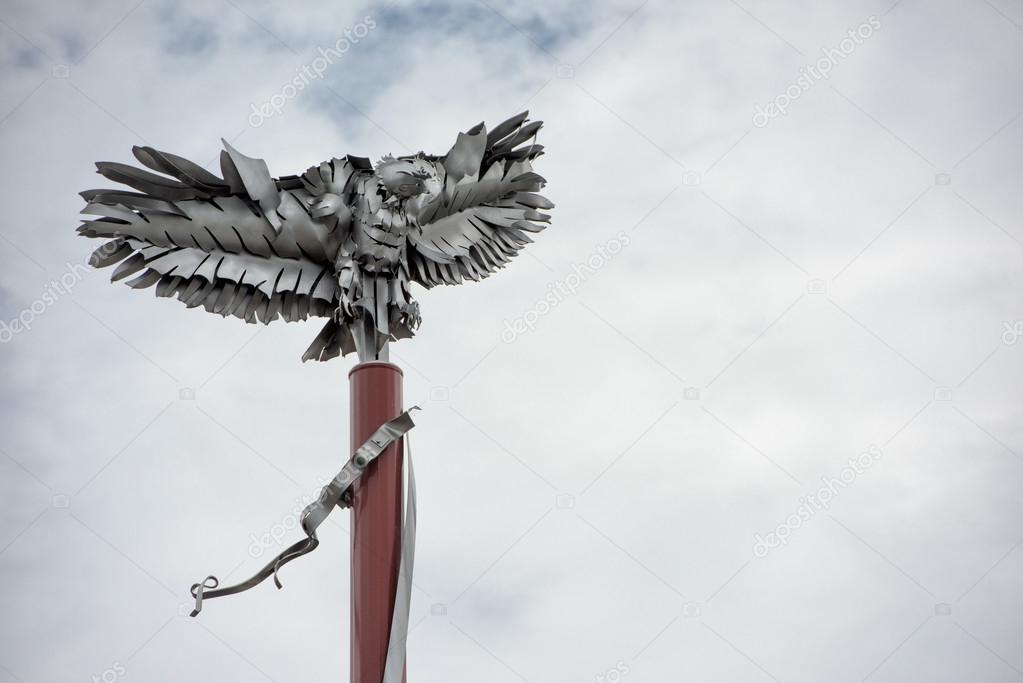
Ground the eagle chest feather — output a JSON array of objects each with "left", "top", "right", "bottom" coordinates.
[{"left": 349, "top": 176, "right": 412, "bottom": 274}]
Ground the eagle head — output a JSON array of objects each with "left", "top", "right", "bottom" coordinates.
[{"left": 374, "top": 155, "right": 441, "bottom": 202}]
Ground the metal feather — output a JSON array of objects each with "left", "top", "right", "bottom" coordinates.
[{"left": 77, "top": 112, "right": 554, "bottom": 361}]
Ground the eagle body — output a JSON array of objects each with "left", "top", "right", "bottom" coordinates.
[{"left": 77, "top": 112, "right": 552, "bottom": 361}]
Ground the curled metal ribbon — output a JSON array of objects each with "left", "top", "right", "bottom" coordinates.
[
  {"left": 190, "top": 407, "right": 419, "bottom": 617},
  {"left": 382, "top": 439, "right": 416, "bottom": 683}
]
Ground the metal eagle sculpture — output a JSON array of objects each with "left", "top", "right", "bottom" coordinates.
[{"left": 77, "top": 112, "right": 552, "bottom": 361}]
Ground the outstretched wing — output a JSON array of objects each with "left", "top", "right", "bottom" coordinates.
[
  {"left": 77, "top": 141, "right": 352, "bottom": 324},
  {"left": 407, "top": 111, "right": 553, "bottom": 288}
]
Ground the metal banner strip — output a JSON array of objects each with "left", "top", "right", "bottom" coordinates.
[
  {"left": 382, "top": 441, "right": 416, "bottom": 683},
  {"left": 189, "top": 407, "right": 419, "bottom": 617}
]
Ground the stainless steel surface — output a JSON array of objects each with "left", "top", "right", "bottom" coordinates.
[
  {"left": 383, "top": 447, "right": 415, "bottom": 683},
  {"left": 77, "top": 112, "right": 554, "bottom": 363},
  {"left": 188, "top": 408, "right": 419, "bottom": 617}
]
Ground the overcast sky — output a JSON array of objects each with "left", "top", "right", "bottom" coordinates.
[{"left": 2, "top": 0, "right": 1023, "bottom": 681}]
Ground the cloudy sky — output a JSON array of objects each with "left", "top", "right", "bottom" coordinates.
[{"left": 2, "top": 0, "right": 1023, "bottom": 681}]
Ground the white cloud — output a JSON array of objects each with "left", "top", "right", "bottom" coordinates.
[{"left": 2, "top": 0, "right": 1022, "bottom": 680}]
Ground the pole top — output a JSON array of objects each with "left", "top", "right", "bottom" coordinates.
[{"left": 349, "top": 361, "right": 404, "bottom": 379}]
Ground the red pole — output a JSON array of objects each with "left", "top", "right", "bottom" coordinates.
[{"left": 349, "top": 361, "right": 405, "bottom": 683}]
